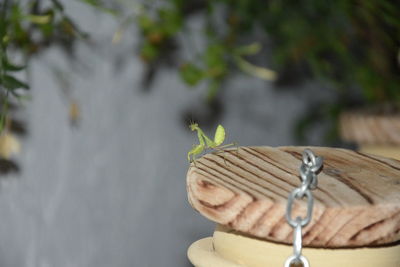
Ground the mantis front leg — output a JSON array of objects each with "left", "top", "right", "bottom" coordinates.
[
  {"left": 188, "top": 144, "right": 205, "bottom": 165},
  {"left": 187, "top": 130, "right": 207, "bottom": 165}
]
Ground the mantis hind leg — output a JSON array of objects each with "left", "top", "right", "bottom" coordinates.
[
  {"left": 215, "top": 143, "right": 236, "bottom": 150},
  {"left": 232, "top": 142, "right": 240, "bottom": 155},
  {"left": 213, "top": 143, "right": 240, "bottom": 165},
  {"left": 213, "top": 146, "right": 234, "bottom": 165},
  {"left": 222, "top": 142, "right": 240, "bottom": 155},
  {"left": 213, "top": 147, "right": 228, "bottom": 165},
  {"left": 216, "top": 143, "right": 239, "bottom": 155}
]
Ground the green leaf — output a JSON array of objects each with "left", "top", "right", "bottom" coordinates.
[
  {"left": 179, "top": 63, "right": 204, "bottom": 86},
  {"left": 204, "top": 44, "right": 228, "bottom": 78},
  {"left": 2, "top": 75, "right": 29, "bottom": 90},
  {"left": 10, "top": 4, "right": 23, "bottom": 24},
  {"left": 140, "top": 42, "right": 159, "bottom": 62},
  {"left": 3, "top": 60, "right": 25, "bottom": 72},
  {"left": 204, "top": 44, "right": 225, "bottom": 68},
  {"left": 159, "top": 9, "right": 182, "bottom": 35},
  {"left": 137, "top": 14, "right": 154, "bottom": 33},
  {"left": 24, "top": 15, "right": 52, "bottom": 25}
]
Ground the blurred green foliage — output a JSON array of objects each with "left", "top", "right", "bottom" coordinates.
[
  {"left": 0, "top": 0, "right": 94, "bottom": 132},
  {"left": 1, "top": 0, "right": 399, "bottom": 143},
  {"left": 135, "top": 0, "right": 400, "bottom": 142},
  {"left": 137, "top": 0, "right": 400, "bottom": 101}
]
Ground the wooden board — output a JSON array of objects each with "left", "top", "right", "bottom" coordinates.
[
  {"left": 339, "top": 111, "right": 400, "bottom": 145},
  {"left": 186, "top": 146, "right": 400, "bottom": 248}
]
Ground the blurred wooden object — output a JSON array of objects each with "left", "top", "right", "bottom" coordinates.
[
  {"left": 187, "top": 146, "right": 400, "bottom": 247},
  {"left": 339, "top": 111, "right": 400, "bottom": 160},
  {"left": 360, "top": 145, "right": 400, "bottom": 161}
]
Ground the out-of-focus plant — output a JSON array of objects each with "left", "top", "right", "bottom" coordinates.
[
  {"left": 0, "top": 0, "right": 118, "bottom": 135},
  {"left": 2, "top": 0, "right": 399, "bottom": 145},
  {"left": 131, "top": 0, "right": 400, "bottom": 142},
  {"left": 0, "top": 0, "right": 93, "bottom": 133},
  {"left": 133, "top": 0, "right": 276, "bottom": 100},
  {"left": 0, "top": 0, "right": 119, "bottom": 166}
]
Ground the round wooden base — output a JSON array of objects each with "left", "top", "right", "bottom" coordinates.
[{"left": 188, "top": 225, "right": 400, "bottom": 267}]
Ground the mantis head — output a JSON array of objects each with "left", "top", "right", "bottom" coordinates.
[{"left": 189, "top": 122, "right": 199, "bottom": 131}]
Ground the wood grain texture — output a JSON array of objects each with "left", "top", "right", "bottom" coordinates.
[
  {"left": 339, "top": 111, "right": 400, "bottom": 145},
  {"left": 186, "top": 146, "right": 400, "bottom": 248}
]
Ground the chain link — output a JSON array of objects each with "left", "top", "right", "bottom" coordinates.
[
  {"left": 284, "top": 255, "right": 310, "bottom": 267},
  {"left": 284, "top": 149, "right": 323, "bottom": 267}
]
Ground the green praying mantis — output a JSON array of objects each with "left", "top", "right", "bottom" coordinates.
[{"left": 187, "top": 122, "right": 237, "bottom": 165}]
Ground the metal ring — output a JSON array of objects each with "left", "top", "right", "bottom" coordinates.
[
  {"left": 298, "top": 182, "right": 308, "bottom": 198},
  {"left": 301, "top": 171, "right": 317, "bottom": 191},
  {"left": 302, "top": 149, "right": 323, "bottom": 173},
  {"left": 299, "top": 164, "right": 309, "bottom": 183},
  {"left": 310, "top": 156, "right": 323, "bottom": 173},
  {"left": 309, "top": 174, "right": 318, "bottom": 190},
  {"left": 293, "top": 218, "right": 303, "bottom": 258},
  {"left": 302, "top": 149, "right": 316, "bottom": 167},
  {"left": 284, "top": 255, "right": 310, "bottom": 267},
  {"left": 285, "top": 188, "right": 314, "bottom": 228},
  {"left": 300, "top": 165, "right": 318, "bottom": 191}
]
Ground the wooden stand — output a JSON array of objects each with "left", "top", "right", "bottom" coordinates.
[
  {"left": 186, "top": 146, "right": 400, "bottom": 266},
  {"left": 188, "top": 225, "right": 400, "bottom": 267}
]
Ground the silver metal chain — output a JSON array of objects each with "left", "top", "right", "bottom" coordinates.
[{"left": 284, "top": 149, "right": 323, "bottom": 267}]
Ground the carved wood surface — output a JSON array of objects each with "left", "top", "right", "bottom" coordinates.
[{"left": 187, "top": 146, "right": 400, "bottom": 247}]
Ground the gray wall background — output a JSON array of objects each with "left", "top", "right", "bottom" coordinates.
[{"left": 0, "top": 1, "right": 332, "bottom": 266}]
